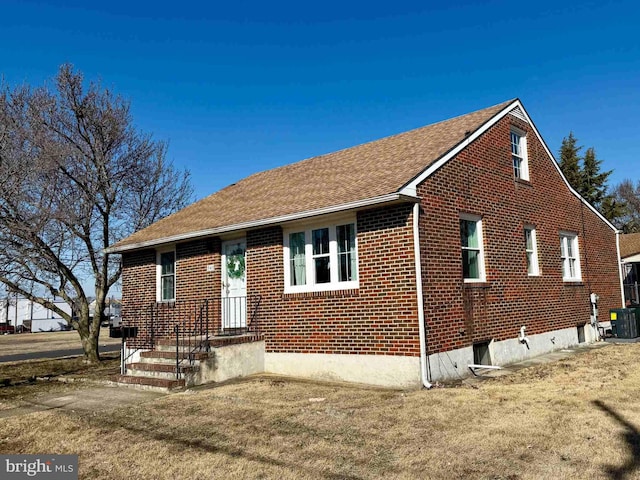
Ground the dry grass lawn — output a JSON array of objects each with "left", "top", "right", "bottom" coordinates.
[
  {"left": 0, "top": 354, "right": 121, "bottom": 410},
  {"left": 0, "top": 328, "right": 119, "bottom": 356},
  {"left": 1, "top": 343, "right": 640, "bottom": 479}
]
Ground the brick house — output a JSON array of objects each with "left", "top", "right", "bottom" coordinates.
[
  {"left": 620, "top": 233, "right": 640, "bottom": 306},
  {"left": 107, "top": 99, "right": 623, "bottom": 389}
]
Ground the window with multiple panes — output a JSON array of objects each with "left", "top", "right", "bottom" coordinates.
[
  {"left": 511, "top": 129, "right": 529, "bottom": 181},
  {"left": 157, "top": 250, "right": 176, "bottom": 301},
  {"left": 460, "top": 215, "right": 485, "bottom": 281},
  {"left": 284, "top": 220, "right": 358, "bottom": 293},
  {"left": 524, "top": 227, "right": 539, "bottom": 275},
  {"left": 560, "top": 233, "right": 581, "bottom": 281}
]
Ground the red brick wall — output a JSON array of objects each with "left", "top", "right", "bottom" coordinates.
[
  {"left": 121, "top": 239, "right": 221, "bottom": 347},
  {"left": 121, "top": 216, "right": 422, "bottom": 357},
  {"left": 247, "top": 204, "right": 422, "bottom": 356},
  {"left": 121, "top": 249, "right": 156, "bottom": 313},
  {"left": 417, "top": 113, "right": 622, "bottom": 354},
  {"left": 175, "top": 238, "right": 221, "bottom": 302}
]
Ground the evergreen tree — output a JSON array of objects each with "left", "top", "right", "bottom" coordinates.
[
  {"left": 558, "top": 133, "right": 622, "bottom": 223},
  {"left": 581, "top": 146, "right": 613, "bottom": 208},
  {"left": 558, "top": 132, "right": 582, "bottom": 191}
]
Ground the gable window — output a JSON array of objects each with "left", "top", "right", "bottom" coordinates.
[
  {"left": 157, "top": 250, "right": 176, "bottom": 301},
  {"left": 511, "top": 129, "right": 529, "bottom": 181},
  {"left": 524, "top": 227, "right": 539, "bottom": 276},
  {"left": 284, "top": 220, "right": 358, "bottom": 293},
  {"left": 560, "top": 233, "right": 581, "bottom": 281},
  {"left": 460, "top": 214, "right": 486, "bottom": 282}
]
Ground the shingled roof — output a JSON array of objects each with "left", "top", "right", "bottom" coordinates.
[
  {"left": 620, "top": 233, "right": 640, "bottom": 259},
  {"left": 108, "top": 99, "right": 516, "bottom": 253}
]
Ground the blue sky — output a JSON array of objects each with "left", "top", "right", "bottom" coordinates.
[{"left": 1, "top": 0, "right": 638, "bottom": 202}]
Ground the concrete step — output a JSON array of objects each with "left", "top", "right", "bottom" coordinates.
[
  {"left": 154, "top": 336, "right": 210, "bottom": 352},
  {"left": 126, "top": 362, "right": 198, "bottom": 380},
  {"left": 139, "top": 350, "right": 211, "bottom": 364},
  {"left": 113, "top": 374, "right": 185, "bottom": 392}
]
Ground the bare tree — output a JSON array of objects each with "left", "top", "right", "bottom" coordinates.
[
  {"left": 0, "top": 65, "right": 192, "bottom": 362},
  {"left": 612, "top": 179, "right": 640, "bottom": 233}
]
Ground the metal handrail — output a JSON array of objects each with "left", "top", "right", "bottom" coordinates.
[{"left": 121, "top": 296, "right": 261, "bottom": 380}]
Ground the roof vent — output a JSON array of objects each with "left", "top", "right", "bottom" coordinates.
[{"left": 509, "top": 106, "right": 528, "bottom": 123}]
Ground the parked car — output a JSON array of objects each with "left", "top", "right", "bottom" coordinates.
[{"left": 0, "top": 323, "right": 15, "bottom": 334}]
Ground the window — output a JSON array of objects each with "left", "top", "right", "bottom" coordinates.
[
  {"left": 560, "top": 233, "right": 581, "bottom": 281},
  {"left": 511, "top": 129, "right": 529, "bottom": 181},
  {"left": 289, "top": 232, "right": 306, "bottom": 286},
  {"left": 312, "top": 228, "right": 331, "bottom": 283},
  {"left": 524, "top": 227, "right": 539, "bottom": 276},
  {"left": 460, "top": 215, "right": 485, "bottom": 281},
  {"left": 157, "top": 250, "right": 176, "bottom": 301},
  {"left": 337, "top": 223, "right": 357, "bottom": 282},
  {"left": 284, "top": 220, "right": 358, "bottom": 293}
]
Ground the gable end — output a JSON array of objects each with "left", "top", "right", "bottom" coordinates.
[{"left": 508, "top": 106, "right": 529, "bottom": 123}]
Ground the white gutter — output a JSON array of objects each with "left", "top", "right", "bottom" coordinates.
[
  {"left": 413, "top": 202, "right": 432, "bottom": 389},
  {"left": 616, "top": 231, "right": 626, "bottom": 307},
  {"left": 106, "top": 192, "right": 419, "bottom": 253}
]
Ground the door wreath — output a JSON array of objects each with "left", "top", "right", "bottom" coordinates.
[{"left": 226, "top": 247, "right": 245, "bottom": 280}]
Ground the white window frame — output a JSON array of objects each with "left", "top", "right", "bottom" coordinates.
[
  {"left": 283, "top": 218, "right": 359, "bottom": 294},
  {"left": 156, "top": 247, "right": 176, "bottom": 302},
  {"left": 560, "top": 232, "right": 581, "bottom": 281},
  {"left": 511, "top": 128, "right": 529, "bottom": 181},
  {"left": 460, "top": 213, "right": 486, "bottom": 283},
  {"left": 524, "top": 226, "right": 540, "bottom": 276}
]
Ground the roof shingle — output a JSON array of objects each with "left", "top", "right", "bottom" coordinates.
[
  {"left": 110, "top": 99, "right": 516, "bottom": 251},
  {"left": 620, "top": 233, "right": 640, "bottom": 259}
]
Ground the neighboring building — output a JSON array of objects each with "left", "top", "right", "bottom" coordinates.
[
  {"left": 89, "top": 298, "right": 122, "bottom": 322},
  {"left": 0, "top": 295, "right": 72, "bottom": 332},
  {"left": 107, "top": 99, "right": 623, "bottom": 389},
  {"left": 620, "top": 233, "right": 640, "bottom": 306}
]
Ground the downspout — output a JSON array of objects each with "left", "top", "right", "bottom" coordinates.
[
  {"left": 616, "top": 231, "right": 625, "bottom": 307},
  {"left": 413, "top": 202, "right": 432, "bottom": 389}
]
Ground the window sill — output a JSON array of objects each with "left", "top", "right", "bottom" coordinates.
[
  {"left": 515, "top": 178, "right": 532, "bottom": 186},
  {"left": 463, "top": 282, "right": 491, "bottom": 289},
  {"left": 284, "top": 281, "right": 359, "bottom": 295},
  {"left": 563, "top": 280, "right": 584, "bottom": 287},
  {"left": 283, "top": 289, "right": 359, "bottom": 299}
]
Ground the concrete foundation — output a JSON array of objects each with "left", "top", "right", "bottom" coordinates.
[
  {"left": 428, "top": 323, "right": 594, "bottom": 382},
  {"left": 197, "top": 340, "right": 265, "bottom": 384},
  {"left": 265, "top": 352, "right": 422, "bottom": 389}
]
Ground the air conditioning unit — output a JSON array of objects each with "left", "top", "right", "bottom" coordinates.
[{"left": 610, "top": 308, "right": 640, "bottom": 339}]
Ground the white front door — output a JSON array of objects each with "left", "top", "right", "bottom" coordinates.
[{"left": 221, "top": 239, "right": 247, "bottom": 330}]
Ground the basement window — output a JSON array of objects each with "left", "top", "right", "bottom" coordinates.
[
  {"left": 577, "top": 325, "right": 586, "bottom": 343},
  {"left": 473, "top": 341, "right": 492, "bottom": 366}
]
